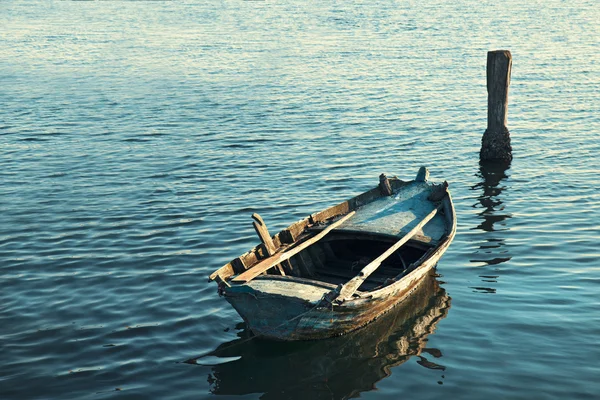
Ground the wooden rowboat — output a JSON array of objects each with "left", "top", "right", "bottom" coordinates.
[{"left": 209, "top": 167, "right": 456, "bottom": 341}]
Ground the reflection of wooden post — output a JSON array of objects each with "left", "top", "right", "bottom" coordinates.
[{"left": 481, "top": 50, "right": 513, "bottom": 163}]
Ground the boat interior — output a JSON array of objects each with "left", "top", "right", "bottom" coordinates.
[{"left": 268, "top": 231, "right": 435, "bottom": 292}]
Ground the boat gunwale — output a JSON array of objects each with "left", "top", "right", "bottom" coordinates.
[
  {"left": 209, "top": 177, "right": 410, "bottom": 282},
  {"left": 209, "top": 178, "right": 455, "bottom": 289}
]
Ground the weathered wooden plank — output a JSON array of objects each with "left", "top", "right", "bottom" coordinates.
[
  {"left": 379, "top": 173, "right": 392, "bottom": 196},
  {"left": 310, "top": 178, "right": 398, "bottom": 225},
  {"left": 415, "top": 167, "right": 429, "bottom": 182},
  {"left": 278, "top": 229, "right": 296, "bottom": 245},
  {"left": 232, "top": 211, "right": 356, "bottom": 283},
  {"left": 274, "top": 227, "right": 311, "bottom": 276},
  {"left": 251, "top": 213, "right": 286, "bottom": 275},
  {"left": 239, "top": 249, "right": 259, "bottom": 272},
  {"left": 486, "top": 50, "right": 511, "bottom": 134},
  {"left": 388, "top": 177, "right": 408, "bottom": 193},
  {"left": 326, "top": 205, "right": 442, "bottom": 303},
  {"left": 208, "top": 263, "right": 235, "bottom": 282},
  {"left": 315, "top": 230, "right": 435, "bottom": 246},
  {"left": 427, "top": 181, "right": 449, "bottom": 202},
  {"left": 252, "top": 213, "right": 276, "bottom": 254},
  {"left": 349, "top": 186, "right": 383, "bottom": 209},
  {"left": 309, "top": 202, "right": 351, "bottom": 225},
  {"left": 277, "top": 218, "right": 311, "bottom": 245},
  {"left": 481, "top": 50, "right": 513, "bottom": 162},
  {"left": 231, "top": 257, "right": 248, "bottom": 274}
]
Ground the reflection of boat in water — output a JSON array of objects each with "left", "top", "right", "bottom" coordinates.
[{"left": 204, "top": 273, "right": 450, "bottom": 399}]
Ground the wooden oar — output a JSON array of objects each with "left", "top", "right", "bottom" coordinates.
[
  {"left": 232, "top": 211, "right": 356, "bottom": 283},
  {"left": 326, "top": 204, "right": 442, "bottom": 303}
]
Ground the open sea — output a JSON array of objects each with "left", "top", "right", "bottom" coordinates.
[{"left": 1, "top": 0, "right": 599, "bottom": 399}]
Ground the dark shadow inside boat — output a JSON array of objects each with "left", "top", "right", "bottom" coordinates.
[
  {"left": 203, "top": 273, "right": 450, "bottom": 399},
  {"left": 268, "top": 231, "right": 434, "bottom": 293}
]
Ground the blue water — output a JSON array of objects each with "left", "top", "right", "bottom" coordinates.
[{"left": 1, "top": 0, "right": 599, "bottom": 398}]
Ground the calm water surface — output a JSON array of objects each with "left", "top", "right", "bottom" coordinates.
[{"left": 1, "top": 0, "right": 599, "bottom": 399}]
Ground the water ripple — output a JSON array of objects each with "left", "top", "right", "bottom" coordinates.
[{"left": 1, "top": 0, "right": 600, "bottom": 398}]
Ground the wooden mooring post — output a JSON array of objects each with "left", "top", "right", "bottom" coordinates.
[{"left": 480, "top": 50, "right": 513, "bottom": 163}]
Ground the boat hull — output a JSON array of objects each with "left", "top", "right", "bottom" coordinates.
[
  {"left": 212, "top": 173, "right": 457, "bottom": 341},
  {"left": 224, "top": 261, "right": 436, "bottom": 341}
]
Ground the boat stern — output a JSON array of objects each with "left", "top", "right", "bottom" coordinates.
[{"left": 222, "top": 276, "right": 334, "bottom": 340}]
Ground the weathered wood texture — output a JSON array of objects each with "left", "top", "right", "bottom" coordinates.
[
  {"left": 427, "top": 181, "right": 449, "bottom": 202},
  {"left": 294, "top": 265, "right": 434, "bottom": 340},
  {"left": 209, "top": 177, "right": 408, "bottom": 283},
  {"left": 481, "top": 50, "right": 513, "bottom": 163},
  {"left": 379, "top": 174, "right": 392, "bottom": 196},
  {"left": 330, "top": 205, "right": 442, "bottom": 303},
  {"left": 252, "top": 213, "right": 276, "bottom": 255},
  {"left": 415, "top": 167, "right": 429, "bottom": 182},
  {"left": 232, "top": 211, "right": 356, "bottom": 283},
  {"left": 218, "top": 182, "right": 457, "bottom": 340},
  {"left": 487, "top": 50, "right": 512, "bottom": 133},
  {"left": 209, "top": 219, "right": 314, "bottom": 282},
  {"left": 251, "top": 213, "right": 287, "bottom": 275}
]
